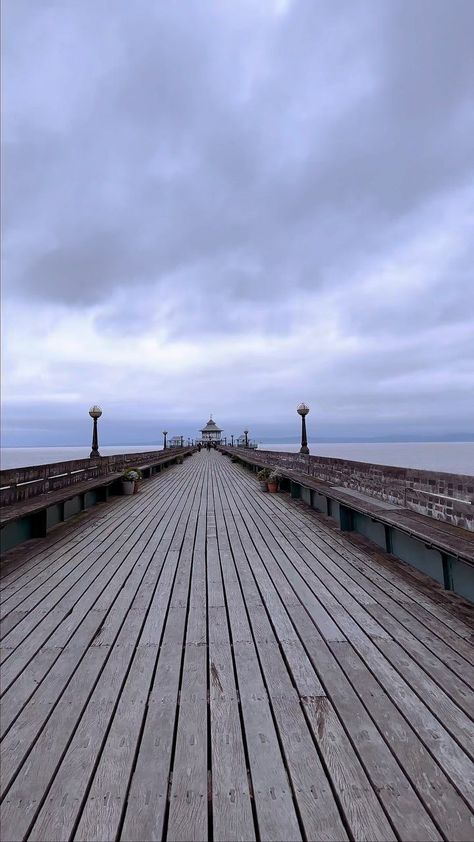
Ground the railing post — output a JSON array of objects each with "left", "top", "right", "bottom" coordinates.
[{"left": 442, "top": 553, "right": 454, "bottom": 591}]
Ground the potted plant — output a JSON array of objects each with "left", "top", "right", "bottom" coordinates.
[
  {"left": 257, "top": 468, "right": 271, "bottom": 491},
  {"left": 267, "top": 469, "right": 282, "bottom": 493},
  {"left": 122, "top": 468, "right": 142, "bottom": 495}
]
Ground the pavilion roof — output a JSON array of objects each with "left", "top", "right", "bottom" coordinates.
[{"left": 201, "top": 418, "right": 223, "bottom": 433}]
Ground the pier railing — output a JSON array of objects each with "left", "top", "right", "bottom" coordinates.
[
  {"left": 224, "top": 448, "right": 474, "bottom": 531},
  {"left": 0, "top": 448, "right": 191, "bottom": 507}
]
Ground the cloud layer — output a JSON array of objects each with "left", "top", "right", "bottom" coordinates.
[{"left": 2, "top": 0, "right": 473, "bottom": 444}]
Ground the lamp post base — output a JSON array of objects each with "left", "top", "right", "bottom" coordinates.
[
  {"left": 90, "top": 449, "right": 101, "bottom": 458},
  {"left": 300, "top": 445, "right": 309, "bottom": 455}
]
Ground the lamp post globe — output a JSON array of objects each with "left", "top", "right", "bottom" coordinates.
[
  {"left": 162, "top": 431, "right": 168, "bottom": 450},
  {"left": 297, "top": 403, "right": 310, "bottom": 455},
  {"left": 89, "top": 405, "right": 102, "bottom": 458}
]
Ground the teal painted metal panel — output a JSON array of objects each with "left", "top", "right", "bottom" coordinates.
[
  {"left": 290, "top": 482, "right": 301, "bottom": 499},
  {"left": 339, "top": 506, "right": 354, "bottom": 532},
  {"left": 311, "top": 492, "right": 327, "bottom": 513},
  {"left": 353, "top": 512, "right": 387, "bottom": 549},
  {"left": 301, "top": 487, "right": 311, "bottom": 505},
  {"left": 391, "top": 531, "right": 444, "bottom": 585},
  {"left": 64, "top": 496, "right": 82, "bottom": 520},
  {"left": 84, "top": 490, "right": 98, "bottom": 508},
  {"left": 1, "top": 519, "right": 34, "bottom": 553},
  {"left": 46, "top": 504, "right": 63, "bottom": 529},
  {"left": 450, "top": 558, "right": 474, "bottom": 601}
]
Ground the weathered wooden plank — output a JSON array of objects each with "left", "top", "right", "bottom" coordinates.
[
  {"left": 121, "top": 466, "right": 207, "bottom": 842},
  {"left": 166, "top": 645, "right": 208, "bottom": 842},
  {"left": 344, "top": 636, "right": 474, "bottom": 811},
  {"left": 218, "top": 467, "right": 398, "bottom": 842},
  {"left": 231, "top": 460, "right": 472, "bottom": 704},
  {"left": 0, "top": 457, "right": 195, "bottom": 605},
  {"left": 1, "top": 466, "right": 204, "bottom": 839},
  {"left": 167, "top": 466, "right": 209, "bottom": 842},
  {"left": 27, "top": 465, "right": 204, "bottom": 842},
  {"left": 0, "top": 462, "right": 177, "bottom": 594},
  {"left": 231, "top": 481, "right": 392, "bottom": 643},
  {"left": 368, "top": 603, "right": 474, "bottom": 715},
  {"left": 0, "top": 484, "right": 178, "bottom": 680},
  {"left": 276, "top": 492, "right": 474, "bottom": 650},
  {"left": 0, "top": 469, "right": 189, "bottom": 708},
  {"left": 215, "top": 468, "right": 353, "bottom": 842},
  {"left": 73, "top": 473, "right": 205, "bottom": 842},
  {"left": 213, "top": 473, "right": 303, "bottom": 841},
  {"left": 2, "top": 450, "right": 473, "bottom": 842},
  {"left": 332, "top": 639, "right": 474, "bottom": 841},
  {"left": 223, "top": 480, "right": 347, "bottom": 644},
  {"left": 0, "top": 645, "right": 111, "bottom": 840},
  {"left": 283, "top": 506, "right": 474, "bottom": 678},
  {"left": 303, "top": 696, "right": 396, "bottom": 841},
  {"left": 119, "top": 645, "right": 182, "bottom": 842},
  {"left": 221, "top": 461, "right": 456, "bottom": 841},
  {"left": 0, "top": 608, "right": 106, "bottom": 740},
  {"left": 233, "top": 462, "right": 474, "bottom": 819},
  {"left": 70, "top": 644, "right": 160, "bottom": 842},
  {"left": 376, "top": 637, "right": 474, "bottom": 756},
  {"left": 206, "top": 485, "right": 256, "bottom": 842},
  {"left": 0, "top": 465, "right": 189, "bottom": 646}
]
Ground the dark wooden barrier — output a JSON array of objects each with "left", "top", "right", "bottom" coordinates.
[
  {"left": 0, "top": 448, "right": 196, "bottom": 554},
  {"left": 0, "top": 449, "right": 191, "bottom": 507}
]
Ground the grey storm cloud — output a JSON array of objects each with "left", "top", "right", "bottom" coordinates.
[{"left": 2, "top": 0, "right": 474, "bottom": 443}]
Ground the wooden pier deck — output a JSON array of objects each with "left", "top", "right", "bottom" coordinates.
[{"left": 1, "top": 451, "right": 473, "bottom": 841}]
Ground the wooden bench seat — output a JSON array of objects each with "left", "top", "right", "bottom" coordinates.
[
  {"left": 0, "top": 472, "right": 123, "bottom": 527},
  {"left": 222, "top": 448, "right": 473, "bottom": 599},
  {"left": 284, "top": 467, "right": 474, "bottom": 566},
  {"left": 1, "top": 449, "right": 196, "bottom": 553}
]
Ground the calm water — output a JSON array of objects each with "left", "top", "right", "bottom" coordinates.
[
  {"left": 261, "top": 442, "right": 474, "bottom": 474},
  {"left": 1, "top": 442, "right": 473, "bottom": 474},
  {"left": 0, "top": 445, "right": 164, "bottom": 470}
]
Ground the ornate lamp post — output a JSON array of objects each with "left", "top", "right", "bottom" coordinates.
[
  {"left": 231, "top": 434, "right": 234, "bottom": 446},
  {"left": 180, "top": 436, "right": 184, "bottom": 447},
  {"left": 297, "top": 403, "right": 310, "bottom": 454},
  {"left": 89, "top": 405, "right": 102, "bottom": 458},
  {"left": 162, "top": 431, "right": 168, "bottom": 450},
  {"left": 244, "top": 430, "right": 249, "bottom": 448}
]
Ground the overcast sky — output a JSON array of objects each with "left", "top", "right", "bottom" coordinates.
[{"left": 2, "top": 0, "right": 473, "bottom": 446}]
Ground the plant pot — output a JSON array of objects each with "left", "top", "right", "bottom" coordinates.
[
  {"left": 258, "top": 481, "right": 268, "bottom": 492},
  {"left": 122, "top": 480, "right": 135, "bottom": 496},
  {"left": 267, "top": 482, "right": 279, "bottom": 493},
  {"left": 134, "top": 482, "right": 139, "bottom": 493}
]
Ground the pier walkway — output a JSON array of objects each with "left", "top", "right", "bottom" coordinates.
[{"left": 1, "top": 452, "right": 473, "bottom": 841}]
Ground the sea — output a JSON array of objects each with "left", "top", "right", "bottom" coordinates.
[{"left": 1, "top": 442, "right": 473, "bottom": 474}]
